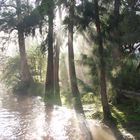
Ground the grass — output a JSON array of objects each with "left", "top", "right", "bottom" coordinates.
[
  {"left": 83, "top": 99, "right": 140, "bottom": 140},
  {"left": 111, "top": 101, "right": 140, "bottom": 139}
]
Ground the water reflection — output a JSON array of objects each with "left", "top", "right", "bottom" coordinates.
[
  {"left": 0, "top": 85, "right": 116, "bottom": 140},
  {"left": 0, "top": 85, "right": 47, "bottom": 140}
]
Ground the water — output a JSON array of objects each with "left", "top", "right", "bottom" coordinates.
[
  {"left": 0, "top": 85, "right": 85, "bottom": 140},
  {"left": 0, "top": 85, "right": 116, "bottom": 140},
  {"left": 0, "top": 85, "right": 47, "bottom": 140}
]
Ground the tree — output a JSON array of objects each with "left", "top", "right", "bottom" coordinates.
[
  {"left": 16, "top": 0, "right": 33, "bottom": 85},
  {"left": 0, "top": 0, "right": 33, "bottom": 86},
  {"left": 41, "top": 0, "right": 55, "bottom": 103},
  {"left": 17, "top": 0, "right": 62, "bottom": 104},
  {"left": 68, "top": 0, "right": 84, "bottom": 114},
  {"left": 53, "top": 5, "right": 63, "bottom": 105},
  {"left": 94, "top": 0, "right": 112, "bottom": 120},
  {"left": 39, "top": 0, "right": 62, "bottom": 105}
]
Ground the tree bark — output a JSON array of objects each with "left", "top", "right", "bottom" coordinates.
[
  {"left": 113, "top": 0, "right": 123, "bottom": 61},
  {"left": 44, "top": 1, "right": 62, "bottom": 105},
  {"left": 18, "top": 29, "right": 32, "bottom": 83},
  {"left": 114, "top": 0, "right": 121, "bottom": 18},
  {"left": 53, "top": 5, "right": 63, "bottom": 106},
  {"left": 45, "top": 10, "right": 54, "bottom": 101},
  {"left": 54, "top": 38, "right": 61, "bottom": 105},
  {"left": 94, "top": 0, "right": 112, "bottom": 120},
  {"left": 16, "top": 0, "right": 32, "bottom": 84},
  {"left": 68, "top": 0, "right": 84, "bottom": 114}
]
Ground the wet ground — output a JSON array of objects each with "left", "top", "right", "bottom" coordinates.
[{"left": 0, "top": 84, "right": 137, "bottom": 140}]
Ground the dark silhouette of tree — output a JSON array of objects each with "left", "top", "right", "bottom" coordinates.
[
  {"left": 16, "top": 0, "right": 33, "bottom": 85},
  {"left": 39, "top": 0, "right": 61, "bottom": 105},
  {"left": 94, "top": 0, "right": 112, "bottom": 120},
  {"left": 68, "top": 0, "right": 84, "bottom": 114},
  {"left": 0, "top": 0, "right": 33, "bottom": 86}
]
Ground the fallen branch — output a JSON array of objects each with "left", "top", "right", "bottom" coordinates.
[{"left": 117, "top": 89, "right": 140, "bottom": 100}]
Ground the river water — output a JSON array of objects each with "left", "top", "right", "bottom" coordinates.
[
  {"left": 0, "top": 85, "right": 48, "bottom": 139},
  {"left": 0, "top": 84, "right": 88, "bottom": 140},
  {"left": 0, "top": 84, "right": 118, "bottom": 140}
]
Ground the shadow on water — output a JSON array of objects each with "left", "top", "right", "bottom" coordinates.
[
  {"left": 43, "top": 104, "right": 117, "bottom": 140},
  {"left": 0, "top": 84, "right": 119, "bottom": 140}
]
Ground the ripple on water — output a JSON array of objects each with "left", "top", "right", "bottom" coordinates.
[
  {"left": 0, "top": 94, "right": 48, "bottom": 140},
  {"left": 0, "top": 87, "right": 117, "bottom": 140},
  {"left": 0, "top": 109, "right": 21, "bottom": 139}
]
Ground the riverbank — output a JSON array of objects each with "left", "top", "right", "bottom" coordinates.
[{"left": 84, "top": 103, "right": 140, "bottom": 140}]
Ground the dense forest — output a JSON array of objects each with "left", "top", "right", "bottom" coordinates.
[{"left": 0, "top": 0, "right": 140, "bottom": 139}]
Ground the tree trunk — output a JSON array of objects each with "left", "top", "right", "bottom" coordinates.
[
  {"left": 44, "top": 1, "right": 62, "bottom": 105},
  {"left": 53, "top": 5, "right": 63, "bottom": 106},
  {"left": 18, "top": 30, "right": 32, "bottom": 83},
  {"left": 94, "top": 0, "right": 112, "bottom": 120},
  {"left": 113, "top": 0, "right": 123, "bottom": 61},
  {"left": 114, "top": 0, "right": 120, "bottom": 18},
  {"left": 54, "top": 38, "right": 61, "bottom": 105},
  {"left": 16, "top": 0, "right": 32, "bottom": 85},
  {"left": 68, "top": 0, "right": 84, "bottom": 114},
  {"left": 45, "top": 10, "right": 54, "bottom": 101}
]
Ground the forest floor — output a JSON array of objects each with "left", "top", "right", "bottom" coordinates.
[
  {"left": 112, "top": 103, "right": 140, "bottom": 140},
  {"left": 84, "top": 102, "right": 140, "bottom": 140}
]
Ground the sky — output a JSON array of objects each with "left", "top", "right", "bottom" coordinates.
[{"left": 0, "top": 30, "right": 18, "bottom": 56}]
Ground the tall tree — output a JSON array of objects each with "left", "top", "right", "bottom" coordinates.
[
  {"left": 41, "top": 0, "right": 61, "bottom": 105},
  {"left": 20, "top": 0, "right": 62, "bottom": 104},
  {"left": 16, "top": 0, "right": 33, "bottom": 85},
  {"left": 0, "top": 0, "right": 33, "bottom": 85},
  {"left": 94, "top": 0, "right": 112, "bottom": 120},
  {"left": 114, "top": 0, "right": 121, "bottom": 18},
  {"left": 111, "top": 0, "right": 122, "bottom": 61},
  {"left": 44, "top": 0, "right": 55, "bottom": 102},
  {"left": 53, "top": 5, "right": 63, "bottom": 105},
  {"left": 68, "top": 0, "right": 84, "bottom": 114},
  {"left": 54, "top": 38, "right": 61, "bottom": 105}
]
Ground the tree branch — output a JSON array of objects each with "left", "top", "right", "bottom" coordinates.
[{"left": 0, "top": 4, "right": 17, "bottom": 9}]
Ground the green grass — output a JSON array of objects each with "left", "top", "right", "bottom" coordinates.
[
  {"left": 111, "top": 101, "right": 140, "bottom": 140},
  {"left": 83, "top": 101, "right": 140, "bottom": 139}
]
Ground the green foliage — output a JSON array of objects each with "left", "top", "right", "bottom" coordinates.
[
  {"left": 80, "top": 46, "right": 100, "bottom": 96},
  {"left": 0, "top": 10, "right": 16, "bottom": 32},
  {"left": 112, "top": 55, "right": 140, "bottom": 91},
  {"left": 2, "top": 44, "right": 46, "bottom": 95},
  {"left": 39, "top": 0, "right": 54, "bottom": 16},
  {"left": 112, "top": 100, "right": 140, "bottom": 124},
  {"left": 21, "top": 8, "right": 42, "bottom": 35},
  {"left": 75, "top": 1, "right": 95, "bottom": 30},
  {"left": 27, "top": 45, "right": 46, "bottom": 82},
  {"left": 81, "top": 92, "right": 94, "bottom": 104},
  {"left": 1, "top": 55, "right": 20, "bottom": 87},
  {"left": 0, "top": 0, "right": 33, "bottom": 33},
  {"left": 13, "top": 80, "right": 44, "bottom": 96},
  {"left": 78, "top": 78, "right": 93, "bottom": 93},
  {"left": 119, "top": 11, "right": 140, "bottom": 44}
]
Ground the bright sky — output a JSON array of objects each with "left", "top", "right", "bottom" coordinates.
[{"left": 0, "top": 31, "right": 17, "bottom": 56}]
